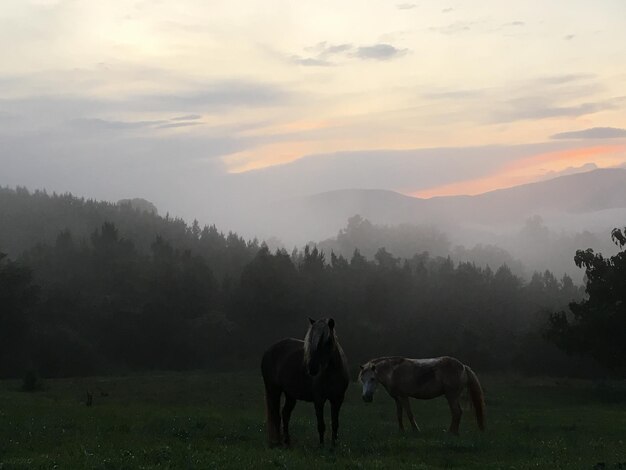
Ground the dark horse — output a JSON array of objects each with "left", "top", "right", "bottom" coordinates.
[{"left": 261, "top": 317, "right": 349, "bottom": 447}]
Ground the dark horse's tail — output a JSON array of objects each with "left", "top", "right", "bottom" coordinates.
[
  {"left": 261, "top": 355, "right": 282, "bottom": 446},
  {"left": 465, "top": 366, "right": 486, "bottom": 431}
]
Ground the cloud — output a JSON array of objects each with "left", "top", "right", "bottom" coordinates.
[
  {"left": 532, "top": 74, "right": 595, "bottom": 86},
  {"left": 551, "top": 127, "right": 626, "bottom": 140},
  {"left": 353, "top": 44, "right": 408, "bottom": 60},
  {"left": 315, "top": 43, "right": 353, "bottom": 57},
  {"left": 564, "top": 34, "right": 575, "bottom": 40},
  {"left": 442, "top": 7, "right": 454, "bottom": 13},
  {"left": 70, "top": 118, "right": 167, "bottom": 131},
  {"left": 291, "top": 42, "right": 407, "bottom": 66},
  {"left": 157, "top": 121, "right": 202, "bottom": 129},
  {"left": 480, "top": 73, "right": 612, "bottom": 124},
  {"left": 396, "top": 3, "right": 416, "bottom": 10},
  {"left": 492, "top": 99, "right": 614, "bottom": 123},
  {"left": 430, "top": 21, "right": 473, "bottom": 34},
  {"left": 290, "top": 56, "right": 333, "bottom": 67},
  {"left": 422, "top": 89, "right": 483, "bottom": 100},
  {"left": 503, "top": 21, "right": 525, "bottom": 27},
  {"left": 171, "top": 114, "right": 202, "bottom": 121},
  {"left": 134, "top": 81, "right": 291, "bottom": 112},
  {"left": 290, "top": 42, "right": 352, "bottom": 66},
  {"left": 0, "top": 80, "right": 292, "bottom": 127}
]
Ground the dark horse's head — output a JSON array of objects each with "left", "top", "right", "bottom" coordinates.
[{"left": 303, "top": 317, "right": 336, "bottom": 377}]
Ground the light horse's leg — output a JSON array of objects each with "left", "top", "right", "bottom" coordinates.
[
  {"left": 330, "top": 398, "right": 343, "bottom": 446},
  {"left": 282, "top": 395, "right": 297, "bottom": 446},
  {"left": 394, "top": 397, "right": 405, "bottom": 431},
  {"left": 445, "top": 388, "right": 463, "bottom": 435},
  {"left": 314, "top": 399, "right": 326, "bottom": 445},
  {"left": 399, "top": 396, "right": 420, "bottom": 432}
]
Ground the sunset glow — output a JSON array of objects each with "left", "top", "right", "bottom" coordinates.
[
  {"left": 411, "top": 144, "right": 626, "bottom": 198},
  {"left": 1, "top": 0, "right": 626, "bottom": 218}
]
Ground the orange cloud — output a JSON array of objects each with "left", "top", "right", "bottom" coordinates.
[{"left": 411, "top": 144, "right": 626, "bottom": 198}]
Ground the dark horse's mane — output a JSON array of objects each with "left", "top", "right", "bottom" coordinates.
[{"left": 303, "top": 322, "right": 336, "bottom": 367}]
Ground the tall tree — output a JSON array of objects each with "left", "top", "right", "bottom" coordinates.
[
  {"left": 0, "top": 253, "right": 39, "bottom": 376},
  {"left": 547, "top": 227, "right": 626, "bottom": 375}
]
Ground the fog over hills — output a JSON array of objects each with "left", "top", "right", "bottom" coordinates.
[
  {"left": 2, "top": 168, "right": 624, "bottom": 283},
  {"left": 228, "top": 168, "right": 624, "bottom": 282},
  {"left": 245, "top": 168, "right": 626, "bottom": 245}
]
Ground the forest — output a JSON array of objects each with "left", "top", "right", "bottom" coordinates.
[{"left": 1, "top": 186, "right": 623, "bottom": 379}]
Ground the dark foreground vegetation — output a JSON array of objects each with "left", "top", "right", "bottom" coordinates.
[
  {"left": 1, "top": 187, "right": 593, "bottom": 379},
  {"left": 2, "top": 186, "right": 625, "bottom": 379},
  {"left": 1, "top": 372, "right": 626, "bottom": 469}
]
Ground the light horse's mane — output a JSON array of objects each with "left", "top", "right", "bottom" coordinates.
[
  {"left": 303, "top": 321, "right": 336, "bottom": 367},
  {"left": 366, "top": 356, "right": 406, "bottom": 368}
]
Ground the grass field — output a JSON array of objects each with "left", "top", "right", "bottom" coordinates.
[{"left": 1, "top": 371, "right": 625, "bottom": 469}]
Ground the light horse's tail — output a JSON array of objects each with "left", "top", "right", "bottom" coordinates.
[{"left": 465, "top": 366, "right": 486, "bottom": 431}]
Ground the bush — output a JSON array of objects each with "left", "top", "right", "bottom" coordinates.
[{"left": 21, "top": 369, "right": 43, "bottom": 392}]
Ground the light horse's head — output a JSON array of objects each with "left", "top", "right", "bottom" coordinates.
[
  {"left": 358, "top": 362, "right": 378, "bottom": 403},
  {"left": 304, "top": 317, "right": 337, "bottom": 377}
]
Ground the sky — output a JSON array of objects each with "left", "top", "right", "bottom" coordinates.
[{"left": 1, "top": 0, "right": 626, "bottom": 228}]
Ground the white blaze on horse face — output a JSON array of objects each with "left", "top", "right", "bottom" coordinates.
[{"left": 360, "top": 367, "right": 378, "bottom": 402}]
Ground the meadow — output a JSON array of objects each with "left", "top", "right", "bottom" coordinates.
[{"left": 1, "top": 371, "right": 625, "bottom": 469}]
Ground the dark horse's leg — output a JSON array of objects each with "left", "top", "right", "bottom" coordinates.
[
  {"left": 265, "top": 385, "right": 283, "bottom": 447},
  {"left": 330, "top": 398, "right": 343, "bottom": 446},
  {"left": 314, "top": 399, "right": 326, "bottom": 445},
  {"left": 394, "top": 397, "right": 405, "bottom": 431},
  {"left": 282, "top": 395, "right": 297, "bottom": 446}
]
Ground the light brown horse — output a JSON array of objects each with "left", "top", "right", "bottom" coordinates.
[
  {"left": 261, "top": 318, "right": 349, "bottom": 447},
  {"left": 358, "top": 356, "right": 485, "bottom": 435}
]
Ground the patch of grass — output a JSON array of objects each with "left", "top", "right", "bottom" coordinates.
[{"left": 0, "top": 373, "right": 625, "bottom": 468}]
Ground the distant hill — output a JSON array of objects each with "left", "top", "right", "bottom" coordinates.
[
  {"left": 0, "top": 187, "right": 189, "bottom": 257},
  {"left": 427, "top": 167, "right": 626, "bottom": 224},
  {"left": 252, "top": 168, "right": 626, "bottom": 243},
  {"left": 0, "top": 187, "right": 259, "bottom": 280}
]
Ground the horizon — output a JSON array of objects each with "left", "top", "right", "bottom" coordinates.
[{"left": 1, "top": 1, "right": 626, "bottom": 226}]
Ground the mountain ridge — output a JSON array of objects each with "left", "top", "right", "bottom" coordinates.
[{"left": 254, "top": 168, "right": 626, "bottom": 243}]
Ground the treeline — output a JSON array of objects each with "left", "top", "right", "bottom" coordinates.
[
  {"left": 0, "top": 186, "right": 258, "bottom": 280},
  {"left": 314, "top": 214, "right": 618, "bottom": 284},
  {"left": 315, "top": 215, "right": 532, "bottom": 280},
  {"left": 2, "top": 229, "right": 588, "bottom": 378},
  {"left": 0, "top": 187, "right": 602, "bottom": 379},
  {"left": 315, "top": 215, "right": 524, "bottom": 276}
]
